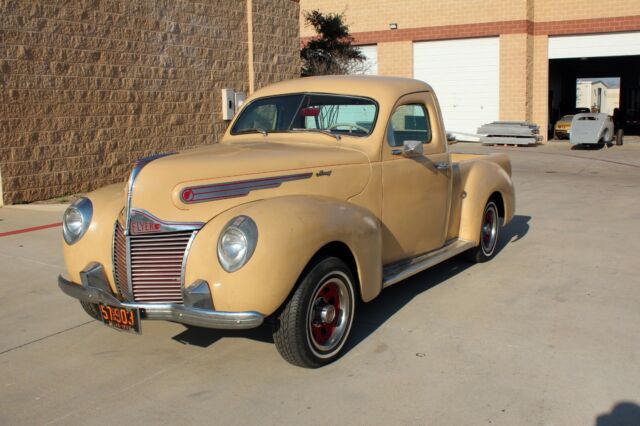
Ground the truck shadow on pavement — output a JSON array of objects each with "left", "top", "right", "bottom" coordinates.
[
  {"left": 172, "top": 215, "right": 531, "bottom": 354},
  {"left": 595, "top": 402, "right": 640, "bottom": 426},
  {"left": 344, "top": 214, "right": 531, "bottom": 354}
]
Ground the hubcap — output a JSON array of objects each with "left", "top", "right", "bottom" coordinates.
[{"left": 308, "top": 276, "right": 351, "bottom": 353}]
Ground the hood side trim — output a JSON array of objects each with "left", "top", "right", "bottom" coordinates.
[{"left": 180, "top": 172, "right": 313, "bottom": 204}]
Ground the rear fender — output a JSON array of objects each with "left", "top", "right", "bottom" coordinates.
[
  {"left": 184, "top": 196, "right": 382, "bottom": 316},
  {"left": 458, "top": 161, "right": 515, "bottom": 245}
]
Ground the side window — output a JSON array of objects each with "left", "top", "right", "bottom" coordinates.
[
  {"left": 386, "top": 104, "right": 431, "bottom": 147},
  {"left": 235, "top": 104, "right": 278, "bottom": 131}
]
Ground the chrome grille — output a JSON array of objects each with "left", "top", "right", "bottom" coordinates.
[{"left": 112, "top": 222, "right": 195, "bottom": 304}]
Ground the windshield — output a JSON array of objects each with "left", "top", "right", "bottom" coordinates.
[{"left": 231, "top": 93, "right": 378, "bottom": 137}]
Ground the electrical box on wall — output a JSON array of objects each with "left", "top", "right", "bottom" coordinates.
[{"left": 221, "top": 88, "right": 235, "bottom": 120}]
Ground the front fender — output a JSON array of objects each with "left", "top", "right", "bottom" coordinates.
[
  {"left": 62, "top": 183, "right": 125, "bottom": 290},
  {"left": 458, "top": 160, "right": 515, "bottom": 244},
  {"left": 184, "top": 196, "right": 382, "bottom": 316}
]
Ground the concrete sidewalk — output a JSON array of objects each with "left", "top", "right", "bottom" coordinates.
[{"left": 1, "top": 144, "right": 639, "bottom": 425}]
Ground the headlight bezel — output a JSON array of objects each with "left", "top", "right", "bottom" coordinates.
[
  {"left": 217, "top": 215, "right": 258, "bottom": 272},
  {"left": 62, "top": 197, "right": 93, "bottom": 245}
]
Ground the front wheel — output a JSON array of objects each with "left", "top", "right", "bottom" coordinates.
[
  {"left": 465, "top": 201, "right": 500, "bottom": 263},
  {"left": 273, "top": 257, "right": 356, "bottom": 368}
]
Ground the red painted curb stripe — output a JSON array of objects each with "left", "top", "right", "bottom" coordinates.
[{"left": 0, "top": 222, "right": 62, "bottom": 237}]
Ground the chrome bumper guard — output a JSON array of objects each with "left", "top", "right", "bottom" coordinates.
[{"left": 58, "top": 263, "right": 264, "bottom": 330}]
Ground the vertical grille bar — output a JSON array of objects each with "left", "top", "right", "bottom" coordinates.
[{"left": 113, "top": 221, "right": 132, "bottom": 301}]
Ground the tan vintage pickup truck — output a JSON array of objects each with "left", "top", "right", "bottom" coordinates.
[{"left": 58, "top": 76, "right": 515, "bottom": 368}]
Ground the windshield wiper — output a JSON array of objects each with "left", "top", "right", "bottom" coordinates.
[{"left": 290, "top": 128, "right": 341, "bottom": 141}]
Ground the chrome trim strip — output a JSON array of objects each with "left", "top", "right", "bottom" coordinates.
[
  {"left": 59, "top": 269, "right": 263, "bottom": 330},
  {"left": 180, "top": 172, "right": 313, "bottom": 204},
  {"left": 382, "top": 239, "right": 475, "bottom": 288},
  {"left": 125, "top": 227, "right": 133, "bottom": 297},
  {"left": 111, "top": 220, "right": 118, "bottom": 296},
  {"left": 124, "top": 152, "right": 175, "bottom": 235},
  {"left": 129, "top": 208, "right": 204, "bottom": 235},
  {"left": 180, "top": 230, "right": 198, "bottom": 292}
]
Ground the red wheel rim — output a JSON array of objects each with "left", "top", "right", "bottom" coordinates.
[{"left": 310, "top": 281, "right": 341, "bottom": 346}]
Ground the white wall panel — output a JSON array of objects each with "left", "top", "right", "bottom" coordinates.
[
  {"left": 549, "top": 32, "right": 640, "bottom": 59},
  {"left": 357, "top": 45, "right": 378, "bottom": 75}
]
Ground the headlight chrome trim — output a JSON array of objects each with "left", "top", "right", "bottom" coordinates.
[
  {"left": 63, "top": 197, "right": 93, "bottom": 245},
  {"left": 217, "top": 215, "right": 258, "bottom": 272}
]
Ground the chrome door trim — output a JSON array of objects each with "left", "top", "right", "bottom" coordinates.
[{"left": 382, "top": 239, "right": 475, "bottom": 288}]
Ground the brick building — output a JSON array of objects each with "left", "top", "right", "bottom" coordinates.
[
  {"left": 300, "top": 0, "right": 640, "bottom": 139},
  {"left": 0, "top": 0, "right": 300, "bottom": 205}
]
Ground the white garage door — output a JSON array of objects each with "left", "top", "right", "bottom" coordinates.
[
  {"left": 549, "top": 32, "right": 640, "bottom": 59},
  {"left": 413, "top": 37, "right": 499, "bottom": 134},
  {"left": 356, "top": 45, "right": 378, "bottom": 75}
]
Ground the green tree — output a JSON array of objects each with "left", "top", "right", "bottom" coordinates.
[{"left": 301, "top": 10, "right": 366, "bottom": 76}]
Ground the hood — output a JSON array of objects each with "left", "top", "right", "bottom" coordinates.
[{"left": 128, "top": 140, "right": 371, "bottom": 223}]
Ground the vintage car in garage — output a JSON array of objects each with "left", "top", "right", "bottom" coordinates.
[
  {"left": 570, "top": 113, "right": 615, "bottom": 147},
  {"left": 554, "top": 115, "right": 574, "bottom": 139},
  {"left": 58, "top": 76, "right": 515, "bottom": 368}
]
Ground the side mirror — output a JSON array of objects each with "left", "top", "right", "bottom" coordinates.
[
  {"left": 402, "top": 140, "right": 423, "bottom": 157},
  {"left": 447, "top": 132, "right": 457, "bottom": 144}
]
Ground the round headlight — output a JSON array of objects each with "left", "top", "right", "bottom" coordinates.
[
  {"left": 217, "top": 216, "right": 258, "bottom": 272},
  {"left": 62, "top": 198, "right": 93, "bottom": 245}
]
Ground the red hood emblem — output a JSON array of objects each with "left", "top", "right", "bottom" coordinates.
[{"left": 130, "top": 221, "right": 161, "bottom": 234}]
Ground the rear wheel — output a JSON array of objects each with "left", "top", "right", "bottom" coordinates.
[
  {"left": 616, "top": 128, "right": 624, "bottom": 146},
  {"left": 80, "top": 301, "right": 101, "bottom": 321},
  {"left": 273, "top": 257, "right": 356, "bottom": 368},
  {"left": 465, "top": 201, "right": 500, "bottom": 263}
]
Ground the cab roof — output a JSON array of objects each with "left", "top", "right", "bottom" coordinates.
[{"left": 252, "top": 75, "right": 433, "bottom": 104}]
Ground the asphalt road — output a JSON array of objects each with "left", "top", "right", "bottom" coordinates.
[{"left": 1, "top": 142, "right": 639, "bottom": 425}]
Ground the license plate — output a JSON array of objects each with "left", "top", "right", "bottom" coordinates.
[{"left": 98, "top": 303, "right": 141, "bottom": 334}]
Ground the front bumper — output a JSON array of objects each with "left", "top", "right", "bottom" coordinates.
[{"left": 58, "top": 263, "right": 264, "bottom": 330}]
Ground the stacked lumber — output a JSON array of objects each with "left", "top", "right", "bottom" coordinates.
[{"left": 477, "top": 121, "right": 541, "bottom": 146}]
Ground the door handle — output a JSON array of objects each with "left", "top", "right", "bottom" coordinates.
[{"left": 434, "top": 162, "right": 449, "bottom": 171}]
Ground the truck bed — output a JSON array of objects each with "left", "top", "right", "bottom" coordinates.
[{"left": 451, "top": 152, "right": 512, "bottom": 177}]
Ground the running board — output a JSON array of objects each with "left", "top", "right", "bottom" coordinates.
[{"left": 382, "top": 239, "right": 476, "bottom": 288}]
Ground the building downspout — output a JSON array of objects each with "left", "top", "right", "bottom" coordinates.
[{"left": 247, "top": 0, "right": 255, "bottom": 94}]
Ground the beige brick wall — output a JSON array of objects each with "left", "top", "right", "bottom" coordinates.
[
  {"left": 531, "top": 35, "right": 549, "bottom": 141},
  {"left": 300, "top": 0, "right": 529, "bottom": 36},
  {"left": 533, "top": 0, "right": 640, "bottom": 22},
  {"left": 0, "top": 0, "right": 300, "bottom": 205},
  {"left": 301, "top": 0, "right": 640, "bottom": 35},
  {"left": 300, "top": 0, "right": 640, "bottom": 144},
  {"left": 377, "top": 41, "right": 413, "bottom": 78},
  {"left": 499, "top": 34, "right": 530, "bottom": 122}
]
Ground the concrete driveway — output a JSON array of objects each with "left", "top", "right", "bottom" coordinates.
[{"left": 1, "top": 143, "right": 639, "bottom": 425}]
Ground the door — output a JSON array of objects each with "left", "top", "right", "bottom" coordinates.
[
  {"left": 381, "top": 92, "right": 451, "bottom": 264},
  {"left": 413, "top": 37, "right": 499, "bottom": 134},
  {"left": 548, "top": 32, "right": 640, "bottom": 59}
]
